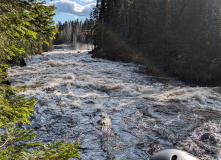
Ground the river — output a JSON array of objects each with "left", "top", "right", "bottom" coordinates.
[{"left": 7, "top": 49, "right": 221, "bottom": 160}]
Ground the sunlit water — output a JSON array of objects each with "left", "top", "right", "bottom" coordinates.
[{"left": 8, "top": 50, "right": 221, "bottom": 160}]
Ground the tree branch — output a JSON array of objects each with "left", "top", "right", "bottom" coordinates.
[{"left": 0, "top": 136, "right": 11, "bottom": 148}]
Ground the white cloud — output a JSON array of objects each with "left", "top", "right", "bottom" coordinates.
[
  {"left": 48, "top": 0, "right": 96, "bottom": 16},
  {"left": 80, "top": 0, "right": 94, "bottom": 2}
]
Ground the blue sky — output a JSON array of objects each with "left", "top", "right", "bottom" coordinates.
[{"left": 46, "top": 0, "right": 96, "bottom": 24}]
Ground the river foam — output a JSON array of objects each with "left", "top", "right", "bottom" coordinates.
[{"left": 7, "top": 49, "right": 221, "bottom": 160}]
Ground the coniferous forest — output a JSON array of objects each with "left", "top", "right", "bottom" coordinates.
[
  {"left": 1, "top": 0, "right": 221, "bottom": 159},
  {"left": 90, "top": 0, "right": 221, "bottom": 86},
  {"left": 0, "top": 0, "right": 81, "bottom": 159},
  {"left": 54, "top": 19, "right": 93, "bottom": 45}
]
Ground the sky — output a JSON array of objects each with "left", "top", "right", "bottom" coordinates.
[{"left": 46, "top": 0, "right": 97, "bottom": 24}]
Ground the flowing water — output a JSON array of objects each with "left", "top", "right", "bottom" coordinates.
[{"left": 7, "top": 50, "right": 221, "bottom": 160}]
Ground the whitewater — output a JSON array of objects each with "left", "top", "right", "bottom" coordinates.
[{"left": 7, "top": 50, "right": 221, "bottom": 160}]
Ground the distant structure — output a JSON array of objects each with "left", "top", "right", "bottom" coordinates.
[{"left": 73, "top": 30, "right": 93, "bottom": 49}]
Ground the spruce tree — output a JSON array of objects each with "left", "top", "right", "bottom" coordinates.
[{"left": 0, "top": 1, "right": 81, "bottom": 159}]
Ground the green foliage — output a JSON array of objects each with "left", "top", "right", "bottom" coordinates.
[
  {"left": 0, "top": 0, "right": 57, "bottom": 73},
  {"left": 24, "top": 140, "right": 81, "bottom": 160},
  {"left": 0, "top": 86, "right": 81, "bottom": 160},
  {"left": 54, "top": 19, "right": 93, "bottom": 45},
  {"left": 0, "top": 126, "right": 81, "bottom": 160},
  {"left": 0, "top": 86, "right": 35, "bottom": 126},
  {"left": 0, "top": 1, "right": 81, "bottom": 159},
  {"left": 91, "top": 0, "right": 221, "bottom": 85},
  {"left": 0, "top": 126, "right": 41, "bottom": 160}
]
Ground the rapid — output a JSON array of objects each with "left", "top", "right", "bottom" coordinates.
[{"left": 7, "top": 50, "right": 221, "bottom": 160}]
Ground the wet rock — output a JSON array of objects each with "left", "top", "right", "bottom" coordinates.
[
  {"left": 51, "top": 114, "right": 62, "bottom": 120},
  {"left": 38, "top": 98, "right": 48, "bottom": 106},
  {"left": 31, "top": 117, "right": 43, "bottom": 129},
  {"left": 153, "top": 104, "right": 182, "bottom": 115},
  {"left": 79, "top": 140, "right": 101, "bottom": 150},
  {"left": 209, "top": 136, "right": 217, "bottom": 145},
  {"left": 23, "top": 123, "right": 31, "bottom": 130},
  {"left": 200, "top": 133, "right": 210, "bottom": 142},
  {"left": 31, "top": 122, "right": 43, "bottom": 129},
  {"left": 42, "top": 108, "right": 52, "bottom": 114},
  {"left": 84, "top": 100, "right": 96, "bottom": 104}
]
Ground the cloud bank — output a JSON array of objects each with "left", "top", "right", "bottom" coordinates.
[{"left": 48, "top": 0, "right": 96, "bottom": 16}]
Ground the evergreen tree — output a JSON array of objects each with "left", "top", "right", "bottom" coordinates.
[
  {"left": 90, "top": 0, "right": 221, "bottom": 85},
  {"left": 53, "top": 19, "right": 93, "bottom": 45},
  {"left": 0, "top": 1, "right": 81, "bottom": 159},
  {"left": 0, "top": 0, "right": 57, "bottom": 73},
  {"left": 0, "top": 86, "right": 81, "bottom": 160}
]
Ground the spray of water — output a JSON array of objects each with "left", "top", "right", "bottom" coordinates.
[{"left": 53, "top": 43, "right": 94, "bottom": 51}]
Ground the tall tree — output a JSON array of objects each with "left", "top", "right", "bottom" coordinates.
[
  {"left": 90, "top": 0, "right": 221, "bottom": 85},
  {"left": 0, "top": 1, "right": 81, "bottom": 159}
]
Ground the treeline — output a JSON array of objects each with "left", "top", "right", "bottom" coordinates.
[
  {"left": 54, "top": 18, "right": 93, "bottom": 45},
  {"left": 0, "top": 0, "right": 80, "bottom": 159},
  {"left": 91, "top": 0, "right": 221, "bottom": 86}
]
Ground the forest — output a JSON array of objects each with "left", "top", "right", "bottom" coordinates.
[
  {"left": 0, "top": 0, "right": 80, "bottom": 159},
  {"left": 0, "top": 0, "right": 221, "bottom": 159},
  {"left": 54, "top": 18, "right": 93, "bottom": 45},
  {"left": 90, "top": 0, "right": 221, "bottom": 86}
]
